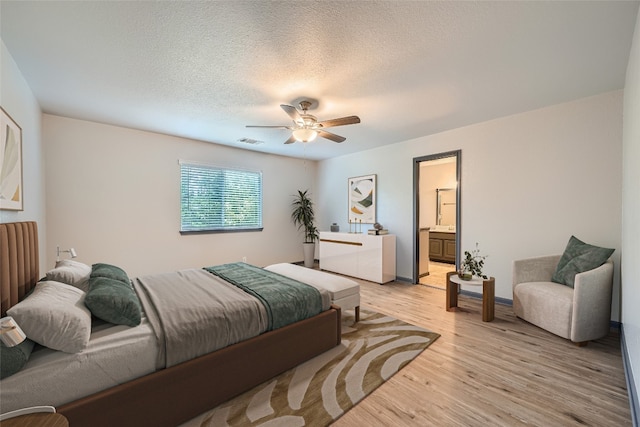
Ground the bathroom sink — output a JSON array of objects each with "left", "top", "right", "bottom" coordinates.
[{"left": 432, "top": 225, "right": 456, "bottom": 232}]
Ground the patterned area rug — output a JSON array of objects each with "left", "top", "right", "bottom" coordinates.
[{"left": 181, "top": 310, "right": 440, "bottom": 427}]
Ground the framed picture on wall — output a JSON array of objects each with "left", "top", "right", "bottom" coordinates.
[
  {"left": 348, "top": 174, "right": 376, "bottom": 224},
  {"left": 0, "top": 107, "right": 23, "bottom": 211}
]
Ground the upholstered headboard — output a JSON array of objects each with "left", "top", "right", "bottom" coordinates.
[{"left": 0, "top": 221, "right": 39, "bottom": 316}]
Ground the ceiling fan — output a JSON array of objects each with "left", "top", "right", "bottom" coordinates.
[{"left": 246, "top": 100, "right": 361, "bottom": 144}]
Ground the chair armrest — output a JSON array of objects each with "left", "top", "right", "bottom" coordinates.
[
  {"left": 512, "top": 255, "right": 562, "bottom": 289},
  {"left": 571, "top": 260, "right": 614, "bottom": 342}
]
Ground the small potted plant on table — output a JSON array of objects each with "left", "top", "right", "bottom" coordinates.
[{"left": 459, "top": 243, "right": 488, "bottom": 280}]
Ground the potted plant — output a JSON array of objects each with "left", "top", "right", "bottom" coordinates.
[
  {"left": 459, "top": 243, "right": 488, "bottom": 280},
  {"left": 291, "top": 190, "right": 319, "bottom": 268}
]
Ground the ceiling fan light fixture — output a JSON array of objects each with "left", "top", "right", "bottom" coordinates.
[
  {"left": 246, "top": 100, "right": 359, "bottom": 145},
  {"left": 292, "top": 128, "right": 318, "bottom": 142}
]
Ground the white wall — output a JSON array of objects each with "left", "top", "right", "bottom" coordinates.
[
  {"left": 622, "top": 6, "right": 640, "bottom": 417},
  {"left": 318, "top": 91, "right": 623, "bottom": 319},
  {"left": 43, "top": 115, "right": 318, "bottom": 277},
  {"left": 0, "top": 40, "right": 47, "bottom": 275}
]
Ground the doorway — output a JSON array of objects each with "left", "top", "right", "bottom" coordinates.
[{"left": 413, "top": 150, "right": 461, "bottom": 288}]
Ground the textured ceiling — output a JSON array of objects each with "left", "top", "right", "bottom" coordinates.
[{"left": 1, "top": 1, "right": 638, "bottom": 160}]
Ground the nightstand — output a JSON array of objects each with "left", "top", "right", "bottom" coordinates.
[{"left": 0, "top": 412, "right": 68, "bottom": 427}]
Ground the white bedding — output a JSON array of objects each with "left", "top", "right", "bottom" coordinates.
[
  {"left": 134, "top": 268, "right": 269, "bottom": 368},
  {"left": 0, "top": 318, "right": 158, "bottom": 413}
]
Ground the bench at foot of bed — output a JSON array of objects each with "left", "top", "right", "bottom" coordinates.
[{"left": 264, "top": 263, "right": 361, "bottom": 322}]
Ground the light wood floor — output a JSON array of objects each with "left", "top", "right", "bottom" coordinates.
[
  {"left": 331, "top": 278, "right": 631, "bottom": 427},
  {"left": 419, "top": 261, "right": 454, "bottom": 289}
]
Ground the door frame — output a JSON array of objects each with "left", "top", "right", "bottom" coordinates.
[{"left": 412, "top": 150, "right": 461, "bottom": 283}]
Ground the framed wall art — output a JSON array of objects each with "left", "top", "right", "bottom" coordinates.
[
  {"left": 348, "top": 174, "right": 376, "bottom": 224},
  {"left": 0, "top": 107, "right": 23, "bottom": 211}
]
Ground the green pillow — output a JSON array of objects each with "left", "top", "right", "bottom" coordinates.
[
  {"left": 86, "top": 263, "right": 141, "bottom": 327},
  {"left": 91, "top": 263, "right": 131, "bottom": 284},
  {"left": 1, "top": 339, "right": 35, "bottom": 379},
  {"left": 551, "top": 236, "right": 614, "bottom": 288}
]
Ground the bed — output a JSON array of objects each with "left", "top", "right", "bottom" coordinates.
[{"left": 0, "top": 221, "right": 341, "bottom": 427}]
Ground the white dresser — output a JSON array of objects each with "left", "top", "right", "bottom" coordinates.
[{"left": 319, "top": 232, "right": 396, "bottom": 284}]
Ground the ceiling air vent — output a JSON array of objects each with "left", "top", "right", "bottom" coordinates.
[{"left": 237, "top": 137, "right": 264, "bottom": 145}]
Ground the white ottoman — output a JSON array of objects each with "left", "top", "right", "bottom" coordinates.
[{"left": 265, "top": 263, "right": 361, "bottom": 321}]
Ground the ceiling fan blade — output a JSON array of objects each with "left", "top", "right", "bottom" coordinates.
[
  {"left": 246, "top": 125, "right": 292, "bottom": 129},
  {"left": 317, "top": 129, "right": 346, "bottom": 143},
  {"left": 281, "top": 104, "right": 303, "bottom": 124},
  {"left": 317, "top": 115, "right": 361, "bottom": 128},
  {"left": 284, "top": 135, "right": 297, "bottom": 144}
]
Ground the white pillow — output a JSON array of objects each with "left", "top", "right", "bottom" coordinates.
[
  {"left": 7, "top": 281, "right": 91, "bottom": 353},
  {"left": 46, "top": 260, "right": 91, "bottom": 292}
]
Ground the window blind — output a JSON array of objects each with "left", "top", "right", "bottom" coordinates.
[{"left": 180, "top": 162, "right": 263, "bottom": 233}]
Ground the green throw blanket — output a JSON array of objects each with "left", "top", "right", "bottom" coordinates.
[{"left": 204, "top": 262, "right": 323, "bottom": 330}]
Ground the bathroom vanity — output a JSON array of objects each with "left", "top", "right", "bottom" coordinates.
[{"left": 429, "top": 229, "right": 456, "bottom": 263}]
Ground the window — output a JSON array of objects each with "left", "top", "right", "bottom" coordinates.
[{"left": 180, "top": 161, "right": 263, "bottom": 233}]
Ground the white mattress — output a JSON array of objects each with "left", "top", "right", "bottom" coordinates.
[{"left": 0, "top": 317, "right": 158, "bottom": 413}]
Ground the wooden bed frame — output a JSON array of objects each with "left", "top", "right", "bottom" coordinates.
[{"left": 0, "top": 221, "right": 341, "bottom": 427}]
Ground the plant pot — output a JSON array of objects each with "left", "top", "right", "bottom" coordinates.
[
  {"left": 458, "top": 271, "right": 473, "bottom": 281},
  {"left": 303, "top": 242, "right": 315, "bottom": 268}
]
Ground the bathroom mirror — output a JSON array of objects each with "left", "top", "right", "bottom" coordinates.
[{"left": 436, "top": 188, "right": 456, "bottom": 226}]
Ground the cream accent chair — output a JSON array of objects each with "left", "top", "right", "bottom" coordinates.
[{"left": 512, "top": 255, "right": 614, "bottom": 346}]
